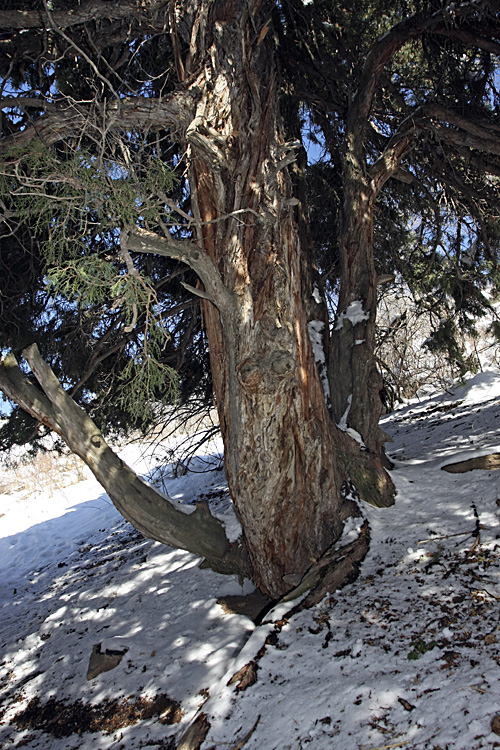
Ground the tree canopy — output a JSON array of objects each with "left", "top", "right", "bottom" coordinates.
[{"left": 0, "top": 0, "right": 499, "bottom": 447}]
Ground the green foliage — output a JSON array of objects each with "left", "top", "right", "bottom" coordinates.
[
  {"left": 407, "top": 639, "right": 438, "bottom": 661},
  {"left": 489, "top": 320, "right": 500, "bottom": 343},
  {"left": 0, "top": 140, "right": 182, "bottom": 428},
  {"left": 424, "top": 319, "right": 477, "bottom": 376},
  {"left": 117, "top": 324, "right": 180, "bottom": 426},
  {"left": 46, "top": 255, "right": 154, "bottom": 333},
  {"left": 0, "top": 142, "right": 176, "bottom": 264},
  {"left": 46, "top": 257, "right": 117, "bottom": 307}
]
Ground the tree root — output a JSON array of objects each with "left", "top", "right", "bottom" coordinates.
[{"left": 280, "top": 519, "right": 371, "bottom": 609}]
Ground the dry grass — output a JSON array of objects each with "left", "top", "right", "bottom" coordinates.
[{"left": 0, "top": 450, "right": 89, "bottom": 498}]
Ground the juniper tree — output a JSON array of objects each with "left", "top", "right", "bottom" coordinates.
[{"left": 0, "top": 0, "right": 499, "bottom": 601}]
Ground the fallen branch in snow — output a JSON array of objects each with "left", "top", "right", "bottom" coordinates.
[
  {"left": 228, "top": 715, "right": 261, "bottom": 749},
  {"left": 441, "top": 453, "right": 500, "bottom": 472},
  {"left": 418, "top": 530, "right": 475, "bottom": 544}
]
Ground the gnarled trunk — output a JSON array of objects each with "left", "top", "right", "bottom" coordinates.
[
  {"left": 0, "top": 0, "right": 396, "bottom": 602},
  {"left": 179, "top": 0, "right": 352, "bottom": 597}
]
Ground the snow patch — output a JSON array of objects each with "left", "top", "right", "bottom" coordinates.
[
  {"left": 312, "top": 284, "right": 322, "bottom": 305},
  {"left": 337, "top": 394, "right": 352, "bottom": 430},
  {"left": 334, "top": 300, "right": 369, "bottom": 330},
  {"left": 307, "top": 319, "right": 331, "bottom": 404},
  {"left": 1, "top": 372, "right": 500, "bottom": 750}
]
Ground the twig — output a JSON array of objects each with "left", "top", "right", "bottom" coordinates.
[
  {"left": 418, "top": 530, "right": 473, "bottom": 544},
  {"left": 42, "top": 0, "right": 121, "bottom": 103},
  {"left": 469, "top": 684, "right": 487, "bottom": 694},
  {"left": 230, "top": 715, "right": 261, "bottom": 749},
  {"left": 442, "top": 502, "right": 481, "bottom": 579},
  {"left": 212, "top": 717, "right": 261, "bottom": 749},
  {"left": 362, "top": 740, "right": 411, "bottom": 750}
]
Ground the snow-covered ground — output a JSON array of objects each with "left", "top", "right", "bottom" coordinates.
[{"left": 1, "top": 371, "right": 500, "bottom": 750}]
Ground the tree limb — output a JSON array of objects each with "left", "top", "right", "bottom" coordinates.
[
  {"left": 438, "top": 27, "right": 500, "bottom": 56},
  {"left": 126, "top": 227, "right": 235, "bottom": 319},
  {"left": 432, "top": 122, "right": 500, "bottom": 158},
  {"left": 0, "top": 352, "right": 64, "bottom": 437},
  {"left": 0, "top": 0, "right": 167, "bottom": 30},
  {"left": 349, "top": 1, "right": 500, "bottom": 138},
  {"left": 0, "top": 345, "right": 248, "bottom": 577},
  {"left": 0, "top": 93, "right": 199, "bottom": 156},
  {"left": 423, "top": 103, "right": 500, "bottom": 141}
]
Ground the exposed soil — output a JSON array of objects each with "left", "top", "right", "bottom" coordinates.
[{"left": 12, "top": 693, "right": 182, "bottom": 738}]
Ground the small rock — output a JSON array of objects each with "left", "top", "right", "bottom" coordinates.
[
  {"left": 485, "top": 633, "right": 497, "bottom": 646},
  {"left": 87, "top": 643, "right": 128, "bottom": 680},
  {"left": 491, "top": 715, "right": 500, "bottom": 736}
]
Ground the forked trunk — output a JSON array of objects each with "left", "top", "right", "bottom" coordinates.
[{"left": 0, "top": 0, "right": 395, "bottom": 602}]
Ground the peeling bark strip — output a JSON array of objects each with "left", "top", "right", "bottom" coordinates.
[
  {"left": 169, "top": 0, "right": 355, "bottom": 597},
  {"left": 0, "top": 346, "right": 247, "bottom": 577}
]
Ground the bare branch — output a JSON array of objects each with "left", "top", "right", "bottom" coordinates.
[
  {"left": 42, "top": 0, "right": 121, "bottom": 102},
  {"left": 0, "top": 93, "right": 199, "bottom": 156},
  {"left": 0, "top": 97, "right": 49, "bottom": 111},
  {"left": 126, "top": 227, "right": 235, "bottom": 318},
  {"left": 0, "top": 0, "right": 167, "bottom": 30},
  {"left": 432, "top": 122, "right": 500, "bottom": 158},
  {"left": 423, "top": 103, "right": 500, "bottom": 139},
  {"left": 0, "top": 352, "right": 64, "bottom": 437},
  {"left": 10, "top": 342, "right": 247, "bottom": 577}
]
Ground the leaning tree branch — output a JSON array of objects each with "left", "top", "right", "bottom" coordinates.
[
  {"left": 369, "top": 101, "right": 500, "bottom": 189},
  {"left": 0, "top": 352, "right": 64, "bottom": 437},
  {"left": 0, "top": 345, "right": 248, "bottom": 577}
]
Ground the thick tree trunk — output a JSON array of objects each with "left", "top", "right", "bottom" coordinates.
[
  {"left": 175, "top": 0, "right": 355, "bottom": 597},
  {"left": 329, "top": 103, "right": 399, "bottom": 484},
  {"left": 0, "top": 0, "right": 395, "bottom": 601}
]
